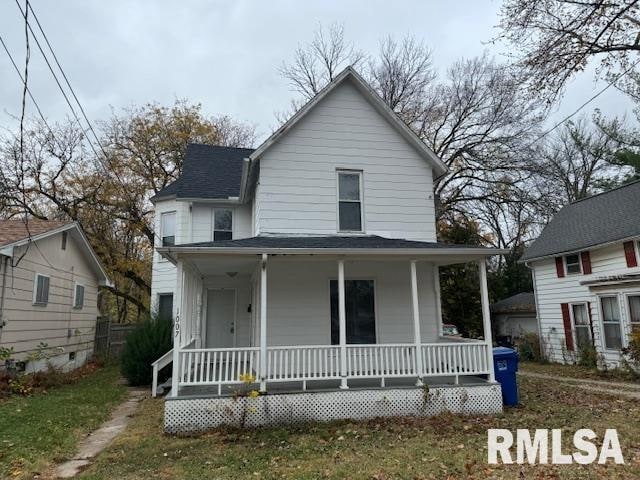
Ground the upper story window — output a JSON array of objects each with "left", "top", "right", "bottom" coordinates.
[
  {"left": 73, "top": 283, "right": 85, "bottom": 309},
  {"left": 161, "top": 211, "right": 176, "bottom": 246},
  {"left": 564, "top": 254, "right": 581, "bottom": 275},
  {"left": 33, "top": 273, "right": 50, "bottom": 306},
  {"left": 337, "top": 170, "right": 363, "bottom": 232},
  {"left": 214, "top": 209, "right": 233, "bottom": 241}
]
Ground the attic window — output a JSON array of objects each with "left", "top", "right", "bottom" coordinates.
[
  {"left": 61, "top": 231, "right": 67, "bottom": 250},
  {"left": 564, "top": 254, "right": 581, "bottom": 275},
  {"left": 214, "top": 209, "right": 232, "bottom": 241}
]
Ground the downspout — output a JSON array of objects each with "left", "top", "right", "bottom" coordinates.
[
  {"left": 0, "top": 255, "right": 9, "bottom": 345},
  {"left": 525, "top": 261, "right": 545, "bottom": 360}
]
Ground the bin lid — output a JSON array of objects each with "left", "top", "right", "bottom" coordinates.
[{"left": 493, "top": 346, "right": 518, "bottom": 359}]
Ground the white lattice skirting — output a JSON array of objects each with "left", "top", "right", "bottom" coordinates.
[{"left": 164, "top": 384, "right": 503, "bottom": 434}]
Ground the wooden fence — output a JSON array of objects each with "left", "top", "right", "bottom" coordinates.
[{"left": 94, "top": 317, "right": 136, "bottom": 359}]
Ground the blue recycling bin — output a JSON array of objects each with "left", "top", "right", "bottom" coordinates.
[{"left": 493, "top": 347, "right": 519, "bottom": 406}]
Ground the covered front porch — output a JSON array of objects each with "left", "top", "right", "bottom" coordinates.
[{"left": 157, "top": 238, "right": 504, "bottom": 431}]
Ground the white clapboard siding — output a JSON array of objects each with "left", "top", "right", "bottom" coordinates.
[
  {"left": 532, "top": 241, "right": 640, "bottom": 366},
  {"left": 255, "top": 79, "right": 437, "bottom": 241}
]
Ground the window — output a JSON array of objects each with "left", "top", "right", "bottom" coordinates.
[
  {"left": 158, "top": 293, "right": 174, "bottom": 321},
  {"left": 571, "top": 303, "right": 591, "bottom": 350},
  {"left": 565, "top": 254, "right": 581, "bottom": 275},
  {"left": 33, "top": 274, "right": 50, "bottom": 305},
  {"left": 160, "top": 211, "right": 176, "bottom": 246},
  {"left": 628, "top": 295, "right": 640, "bottom": 334},
  {"left": 330, "top": 279, "right": 376, "bottom": 344},
  {"left": 61, "top": 231, "right": 67, "bottom": 250},
  {"left": 214, "top": 209, "right": 233, "bottom": 241},
  {"left": 600, "top": 296, "right": 622, "bottom": 350},
  {"left": 73, "top": 284, "right": 85, "bottom": 309},
  {"left": 337, "top": 171, "right": 363, "bottom": 232}
]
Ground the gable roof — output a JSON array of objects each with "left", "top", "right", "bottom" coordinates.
[
  {"left": 522, "top": 180, "right": 640, "bottom": 262},
  {"left": 0, "top": 219, "right": 111, "bottom": 286},
  {"left": 151, "top": 144, "right": 254, "bottom": 202},
  {"left": 249, "top": 66, "right": 449, "bottom": 178},
  {"left": 490, "top": 292, "right": 536, "bottom": 314},
  {"left": 0, "top": 219, "right": 69, "bottom": 247}
]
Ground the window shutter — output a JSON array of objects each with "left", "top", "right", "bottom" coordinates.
[
  {"left": 587, "top": 301, "right": 595, "bottom": 343},
  {"left": 580, "top": 251, "right": 592, "bottom": 274},
  {"left": 555, "top": 257, "right": 565, "bottom": 278},
  {"left": 624, "top": 241, "right": 638, "bottom": 268},
  {"left": 561, "top": 303, "right": 574, "bottom": 351}
]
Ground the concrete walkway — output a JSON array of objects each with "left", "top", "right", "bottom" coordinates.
[
  {"left": 55, "top": 388, "right": 146, "bottom": 479},
  {"left": 518, "top": 371, "right": 640, "bottom": 400}
]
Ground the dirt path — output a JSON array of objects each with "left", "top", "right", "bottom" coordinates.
[
  {"left": 518, "top": 371, "right": 640, "bottom": 399},
  {"left": 54, "top": 388, "right": 146, "bottom": 478}
]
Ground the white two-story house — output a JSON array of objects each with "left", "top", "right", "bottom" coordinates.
[
  {"left": 150, "top": 67, "right": 505, "bottom": 432},
  {"left": 522, "top": 180, "right": 640, "bottom": 368}
]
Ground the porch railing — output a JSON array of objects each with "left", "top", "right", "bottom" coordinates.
[{"left": 176, "top": 341, "right": 490, "bottom": 392}]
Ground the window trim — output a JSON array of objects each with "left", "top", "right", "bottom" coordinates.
[
  {"left": 73, "top": 282, "right": 85, "bottom": 310},
  {"left": 328, "top": 277, "right": 379, "bottom": 344},
  {"left": 569, "top": 302, "right": 591, "bottom": 350},
  {"left": 160, "top": 211, "right": 176, "bottom": 247},
  {"left": 213, "top": 208, "right": 234, "bottom": 241},
  {"left": 336, "top": 169, "right": 365, "bottom": 234},
  {"left": 33, "top": 273, "right": 50, "bottom": 306},
  {"left": 598, "top": 294, "right": 624, "bottom": 351},
  {"left": 624, "top": 292, "right": 640, "bottom": 335},
  {"left": 564, "top": 253, "right": 582, "bottom": 275}
]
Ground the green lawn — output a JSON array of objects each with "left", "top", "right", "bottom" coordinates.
[
  {"left": 0, "top": 365, "right": 127, "bottom": 479},
  {"left": 520, "top": 360, "right": 640, "bottom": 383},
  {"left": 79, "top": 376, "right": 640, "bottom": 480}
]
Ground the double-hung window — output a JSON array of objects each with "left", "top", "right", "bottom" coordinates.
[
  {"left": 160, "top": 211, "right": 176, "bottom": 247},
  {"left": 565, "top": 254, "right": 581, "bottom": 275},
  {"left": 628, "top": 295, "right": 640, "bottom": 334},
  {"left": 337, "top": 170, "right": 363, "bottom": 232},
  {"left": 33, "top": 274, "right": 50, "bottom": 306},
  {"left": 73, "top": 284, "right": 85, "bottom": 309},
  {"left": 600, "top": 296, "right": 622, "bottom": 350},
  {"left": 571, "top": 303, "right": 591, "bottom": 349},
  {"left": 213, "top": 209, "right": 233, "bottom": 241}
]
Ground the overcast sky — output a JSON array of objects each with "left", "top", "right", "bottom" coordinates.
[{"left": 0, "top": 0, "right": 633, "bottom": 144}]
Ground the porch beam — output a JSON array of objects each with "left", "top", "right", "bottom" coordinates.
[
  {"left": 410, "top": 260, "right": 424, "bottom": 385},
  {"left": 171, "top": 259, "right": 184, "bottom": 396},
  {"left": 259, "top": 253, "right": 268, "bottom": 392},
  {"left": 338, "top": 259, "right": 348, "bottom": 389},
  {"left": 477, "top": 259, "right": 496, "bottom": 382}
]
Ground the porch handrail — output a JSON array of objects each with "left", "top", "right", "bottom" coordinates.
[
  {"left": 175, "top": 342, "right": 491, "bottom": 392},
  {"left": 151, "top": 348, "right": 173, "bottom": 398}
]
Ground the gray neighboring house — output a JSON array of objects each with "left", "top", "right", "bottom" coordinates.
[
  {"left": 0, "top": 219, "right": 111, "bottom": 372},
  {"left": 522, "top": 180, "right": 640, "bottom": 367},
  {"left": 490, "top": 292, "right": 537, "bottom": 341}
]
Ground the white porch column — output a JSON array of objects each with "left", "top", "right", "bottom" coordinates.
[
  {"left": 338, "top": 259, "right": 348, "bottom": 389},
  {"left": 170, "top": 259, "right": 184, "bottom": 396},
  {"left": 410, "top": 260, "right": 424, "bottom": 386},
  {"left": 433, "top": 264, "right": 443, "bottom": 337},
  {"left": 478, "top": 259, "right": 496, "bottom": 382},
  {"left": 259, "top": 253, "right": 268, "bottom": 392}
]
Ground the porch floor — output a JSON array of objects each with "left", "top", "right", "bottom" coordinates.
[{"left": 175, "top": 375, "right": 491, "bottom": 399}]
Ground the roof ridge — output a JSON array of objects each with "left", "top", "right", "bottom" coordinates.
[
  {"left": 568, "top": 178, "right": 640, "bottom": 206},
  {"left": 187, "top": 142, "right": 254, "bottom": 151}
]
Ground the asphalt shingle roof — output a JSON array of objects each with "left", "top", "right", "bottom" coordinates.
[
  {"left": 522, "top": 180, "right": 640, "bottom": 261},
  {"left": 0, "top": 219, "right": 70, "bottom": 247},
  {"left": 172, "top": 235, "right": 485, "bottom": 250},
  {"left": 490, "top": 292, "right": 536, "bottom": 314},
  {"left": 152, "top": 144, "right": 254, "bottom": 201}
]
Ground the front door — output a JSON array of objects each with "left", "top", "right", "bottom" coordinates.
[{"left": 206, "top": 289, "right": 236, "bottom": 348}]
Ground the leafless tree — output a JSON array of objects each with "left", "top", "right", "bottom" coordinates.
[{"left": 497, "top": 0, "right": 640, "bottom": 100}]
